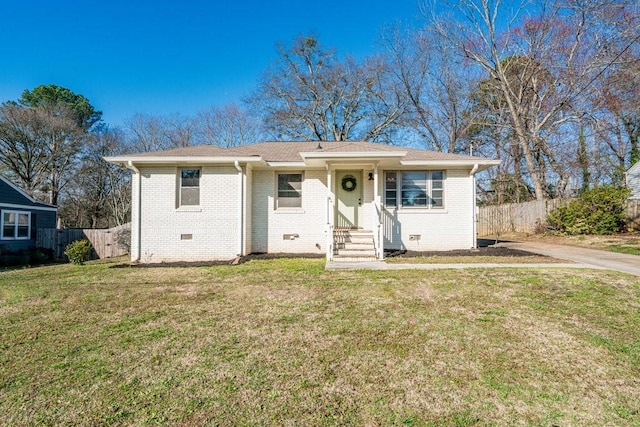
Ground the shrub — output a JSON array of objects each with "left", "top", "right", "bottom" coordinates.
[
  {"left": 30, "top": 247, "right": 54, "bottom": 265},
  {"left": 64, "top": 239, "right": 92, "bottom": 265},
  {"left": 116, "top": 228, "right": 131, "bottom": 253},
  {"left": 546, "top": 185, "right": 630, "bottom": 235}
]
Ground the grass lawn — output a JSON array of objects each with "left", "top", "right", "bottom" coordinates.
[{"left": 1, "top": 259, "right": 639, "bottom": 426}]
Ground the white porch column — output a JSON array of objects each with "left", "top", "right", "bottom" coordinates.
[{"left": 326, "top": 164, "right": 333, "bottom": 260}]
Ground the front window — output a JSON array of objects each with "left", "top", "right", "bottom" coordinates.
[
  {"left": 179, "top": 168, "right": 200, "bottom": 206},
  {"left": 1, "top": 210, "right": 31, "bottom": 240},
  {"left": 384, "top": 171, "right": 445, "bottom": 208},
  {"left": 277, "top": 173, "right": 302, "bottom": 208}
]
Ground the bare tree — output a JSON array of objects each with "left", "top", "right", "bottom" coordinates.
[
  {"left": 426, "top": 0, "right": 618, "bottom": 199},
  {"left": 196, "top": 103, "right": 260, "bottom": 147},
  {"left": 248, "top": 36, "right": 406, "bottom": 142},
  {"left": 0, "top": 103, "right": 51, "bottom": 196},
  {"left": 384, "top": 24, "right": 478, "bottom": 152},
  {"left": 124, "top": 113, "right": 197, "bottom": 152},
  {"left": 59, "top": 126, "right": 130, "bottom": 228},
  {"left": 0, "top": 98, "right": 92, "bottom": 205}
]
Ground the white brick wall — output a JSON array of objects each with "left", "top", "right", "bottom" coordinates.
[
  {"left": 132, "top": 165, "right": 477, "bottom": 262},
  {"left": 251, "top": 169, "right": 327, "bottom": 254},
  {"left": 381, "top": 169, "right": 475, "bottom": 251},
  {"left": 138, "top": 166, "right": 240, "bottom": 262}
]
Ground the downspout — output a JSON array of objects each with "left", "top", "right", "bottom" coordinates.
[
  {"left": 374, "top": 164, "right": 382, "bottom": 259},
  {"left": 126, "top": 161, "right": 141, "bottom": 262},
  {"left": 470, "top": 164, "right": 479, "bottom": 249},
  {"left": 234, "top": 161, "right": 244, "bottom": 257}
]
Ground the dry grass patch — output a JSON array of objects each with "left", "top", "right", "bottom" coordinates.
[
  {"left": 1, "top": 259, "right": 639, "bottom": 425},
  {"left": 511, "top": 232, "right": 640, "bottom": 256}
]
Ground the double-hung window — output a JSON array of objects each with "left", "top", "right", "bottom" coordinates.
[
  {"left": 384, "top": 171, "right": 444, "bottom": 208},
  {"left": 277, "top": 173, "right": 302, "bottom": 209},
  {"left": 1, "top": 210, "right": 30, "bottom": 240},
  {"left": 179, "top": 168, "right": 200, "bottom": 206}
]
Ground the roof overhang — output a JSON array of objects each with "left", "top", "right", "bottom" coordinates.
[
  {"left": 104, "top": 156, "right": 266, "bottom": 167},
  {"left": 299, "top": 151, "right": 407, "bottom": 167},
  {"left": 400, "top": 159, "right": 501, "bottom": 172}
]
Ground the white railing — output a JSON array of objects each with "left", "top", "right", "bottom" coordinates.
[
  {"left": 375, "top": 199, "right": 384, "bottom": 259},
  {"left": 326, "top": 196, "right": 334, "bottom": 260}
]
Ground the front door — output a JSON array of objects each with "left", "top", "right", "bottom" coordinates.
[{"left": 336, "top": 170, "right": 361, "bottom": 229}]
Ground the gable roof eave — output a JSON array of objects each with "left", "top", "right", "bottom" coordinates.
[
  {"left": 105, "top": 156, "right": 267, "bottom": 167},
  {"left": 0, "top": 175, "right": 58, "bottom": 209}
]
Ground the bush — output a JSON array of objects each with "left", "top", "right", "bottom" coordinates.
[
  {"left": 30, "top": 247, "right": 54, "bottom": 265},
  {"left": 116, "top": 228, "right": 131, "bottom": 253},
  {"left": 64, "top": 239, "right": 92, "bottom": 265},
  {"left": 546, "top": 185, "right": 630, "bottom": 235}
]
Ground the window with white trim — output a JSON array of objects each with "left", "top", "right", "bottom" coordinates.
[
  {"left": 384, "top": 171, "right": 444, "bottom": 208},
  {"left": 277, "top": 172, "right": 302, "bottom": 209},
  {"left": 179, "top": 168, "right": 200, "bottom": 206},
  {"left": 1, "top": 210, "right": 31, "bottom": 240}
]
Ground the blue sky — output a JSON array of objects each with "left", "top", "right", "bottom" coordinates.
[{"left": 0, "top": 0, "right": 423, "bottom": 126}]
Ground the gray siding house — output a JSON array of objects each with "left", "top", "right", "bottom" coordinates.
[
  {"left": 627, "top": 161, "right": 640, "bottom": 199},
  {"left": 0, "top": 176, "right": 57, "bottom": 253}
]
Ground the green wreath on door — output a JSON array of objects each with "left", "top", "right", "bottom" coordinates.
[{"left": 341, "top": 175, "right": 357, "bottom": 192}]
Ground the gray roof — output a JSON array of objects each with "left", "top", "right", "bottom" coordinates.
[{"left": 119, "top": 141, "right": 488, "bottom": 163}]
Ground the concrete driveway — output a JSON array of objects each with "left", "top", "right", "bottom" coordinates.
[{"left": 500, "top": 241, "right": 640, "bottom": 277}]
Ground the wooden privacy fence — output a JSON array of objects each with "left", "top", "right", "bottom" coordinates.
[
  {"left": 477, "top": 199, "right": 569, "bottom": 236},
  {"left": 478, "top": 198, "right": 640, "bottom": 236},
  {"left": 36, "top": 223, "right": 131, "bottom": 260}
]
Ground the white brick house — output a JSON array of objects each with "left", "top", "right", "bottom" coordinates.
[{"left": 106, "top": 141, "right": 499, "bottom": 263}]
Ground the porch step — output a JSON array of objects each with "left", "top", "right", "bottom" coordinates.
[
  {"left": 331, "top": 255, "right": 379, "bottom": 262},
  {"left": 333, "top": 229, "right": 377, "bottom": 259}
]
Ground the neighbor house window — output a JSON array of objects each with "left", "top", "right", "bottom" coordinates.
[
  {"left": 277, "top": 173, "right": 302, "bottom": 209},
  {"left": 384, "top": 171, "right": 445, "bottom": 208},
  {"left": 1, "top": 210, "right": 30, "bottom": 240},
  {"left": 179, "top": 168, "right": 200, "bottom": 206}
]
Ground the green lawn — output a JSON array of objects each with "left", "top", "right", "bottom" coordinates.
[{"left": 1, "top": 259, "right": 639, "bottom": 425}]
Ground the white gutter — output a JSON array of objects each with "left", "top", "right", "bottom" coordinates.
[
  {"left": 126, "top": 161, "right": 141, "bottom": 262},
  {"left": 470, "top": 164, "right": 479, "bottom": 249},
  {"left": 105, "top": 156, "right": 264, "bottom": 165},
  {"left": 234, "top": 161, "right": 244, "bottom": 257},
  {"left": 400, "top": 160, "right": 500, "bottom": 169}
]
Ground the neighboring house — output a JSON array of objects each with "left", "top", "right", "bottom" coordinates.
[
  {"left": 0, "top": 176, "right": 57, "bottom": 253},
  {"left": 106, "top": 141, "right": 499, "bottom": 263},
  {"left": 627, "top": 161, "right": 640, "bottom": 199}
]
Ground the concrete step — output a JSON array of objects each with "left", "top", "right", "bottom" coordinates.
[
  {"left": 340, "top": 236, "right": 373, "bottom": 243},
  {"left": 342, "top": 242, "right": 374, "bottom": 248},
  {"left": 336, "top": 248, "right": 377, "bottom": 256},
  {"left": 332, "top": 255, "right": 378, "bottom": 262},
  {"left": 333, "top": 229, "right": 377, "bottom": 260}
]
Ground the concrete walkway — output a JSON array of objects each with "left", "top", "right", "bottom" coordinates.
[
  {"left": 326, "top": 241, "right": 639, "bottom": 276},
  {"left": 500, "top": 241, "right": 640, "bottom": 276},
  {"left": 326, "top": 261, "right": 594, "bottom": 271}
]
